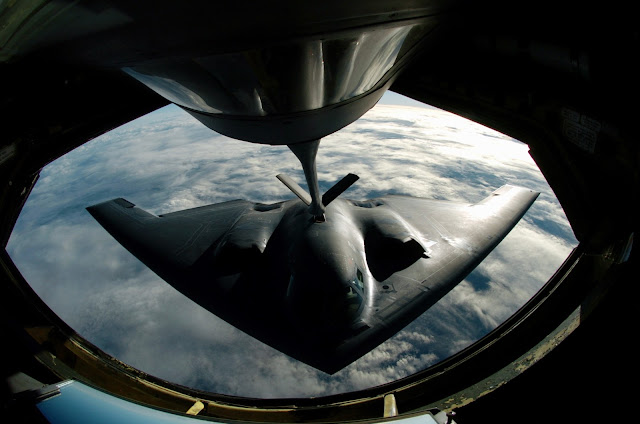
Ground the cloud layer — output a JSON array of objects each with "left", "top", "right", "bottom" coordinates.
[{"left": 7, "top": 97, "right": 577, "bottom": 398}]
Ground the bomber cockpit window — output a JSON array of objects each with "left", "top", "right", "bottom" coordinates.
[
  {"left": 344, "top": 285, "right": 363, "bottom": 318},
  {"left": 355, "top": 268, "right": 364, "bottom": 290}
]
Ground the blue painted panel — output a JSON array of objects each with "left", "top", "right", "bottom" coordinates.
[{"left": 36, "top": 380, "right": 440, "bottom": 424}]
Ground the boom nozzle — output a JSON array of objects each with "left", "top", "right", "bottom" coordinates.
[
  {"left": 288, "top": 139, "right": 325, "bottom": 220},
  {"left": 279, "top": 139, "right": 359, "bottom": 221}
]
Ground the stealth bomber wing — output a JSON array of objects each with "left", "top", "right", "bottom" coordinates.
[{"left": 87, "top": 180, "right": 538, "bottom": 374}]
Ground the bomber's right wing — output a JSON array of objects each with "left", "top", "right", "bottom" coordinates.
[
  {"left": 87, "top": 198, "right": 258, "bottom": 284},
  {"left": 86, "top": 197, "right": 299, "bottom": 364}
]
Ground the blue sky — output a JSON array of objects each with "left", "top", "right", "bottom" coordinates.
[{"left": 379, "top": 91, "right": 434, "bottom": 108}]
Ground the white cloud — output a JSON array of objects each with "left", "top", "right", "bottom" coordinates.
[{"left": 6, "top": 102, "right": 577, "bottom": 398}]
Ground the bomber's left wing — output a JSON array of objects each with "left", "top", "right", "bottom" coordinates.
[
  {"left": 318, "top": 185, "right": 539, "bottom": 373},
  {"left": 368, "top": 185, "right": 539, "bottom": 325}
]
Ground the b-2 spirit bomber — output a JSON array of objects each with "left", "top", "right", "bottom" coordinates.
[{"left": 88, "top": 138, "right": 538, "bottom": 373}]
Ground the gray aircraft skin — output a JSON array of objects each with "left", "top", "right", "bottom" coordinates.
[{"left": 87, "top": 161, "right": 538, "bottom": 374}]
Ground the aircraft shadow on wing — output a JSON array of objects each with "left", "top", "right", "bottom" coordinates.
[{"left": 87, "top": 174, "right": 538, "bottom": 374}]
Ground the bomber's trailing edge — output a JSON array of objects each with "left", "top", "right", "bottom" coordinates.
[{"left": 88, "top": 169, "right": 538, "bottom": 373}]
